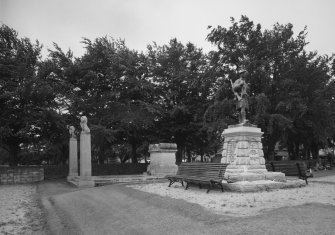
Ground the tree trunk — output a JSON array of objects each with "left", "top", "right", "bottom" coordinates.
[
  {"left": 131, "top": 142, "right": 138, "bottom": 164},
  {"left": 311, "top": 142, "right": 319, "bottom": 162},
  {"left": 287, "top": 141, "right": 294, "bottom": 160},
  {"left": 98, "top": 154, "right": 104, "bottom": 164},
  {"left": 267, "top": 144, "right": 276, "bottom": 161},
  {"left": 306, "top": 147, "right": 311, "bottom": 160},
  {"left": 186, "top": 149, "right": 191, "bottom": 162},
  {"left": 266, "top": 141, "right": 276, "bottom": 161},
  {"left": 294, "top": 141, "right": 300, "bottom": 159},
  {"left": 175, "top": 145, "right": 183, "bottom": 165},
  {"left": 301, "top": 145, "right": 307, "bottom": 159},
  {"left": 9, "top": 144, "right": 19, "bottom": 166},
  {"left": 98, "top": 147, "right": 105, "bottom": 164}
]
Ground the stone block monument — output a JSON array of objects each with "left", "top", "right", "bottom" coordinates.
[{"left": 147, "top": 143, "right": 178, "bottom": 177}]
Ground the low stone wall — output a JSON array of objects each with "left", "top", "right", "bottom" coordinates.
[
  {"left": 0, "top": 166, "right": 44, "bottom": 184},
  {"left": 92, "top": 163, "right": 149, "bottom": 176},
  {"left": 0, "top": 163, "right": 150, "bottom": 183},
  {"left": 44, "top": 165, "right": 69, "bottom": 179},
  {"left": 43, "top": 163, "right": 150, "bottom": 179}
]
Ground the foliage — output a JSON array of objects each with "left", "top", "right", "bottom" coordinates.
[
  {"left": 0, "top": 25, "right": 64, "bottom": 165},
  {"left": 207, "top": 16, "right": 335, "bottom": 160},
  {"left": 146, "top": 39, "right": 214, "bottom": 162},
  {"left": 1, "top": 17, "right": 335, "bottom": 165}
]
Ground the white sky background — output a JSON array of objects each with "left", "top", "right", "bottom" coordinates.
[{"left": 1, "top": 0, "right": 335, "bottom": 58}]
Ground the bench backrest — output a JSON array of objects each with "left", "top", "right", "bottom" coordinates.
[
  {"left": 176, "top": 163, "right": 227, "bottom": 180},
  {"left": 296, "top": 162, "right": 308, "bottom": 177},
  {"left": 265, "top": 163, "right": 272, "bottom": 171},
  {"left": 268, "top": 162, "right": 307, "bottom": 177}
]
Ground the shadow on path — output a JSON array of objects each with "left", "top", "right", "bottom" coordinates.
[{"left": 37, "top": 180, "right": 335, "bottom": 235}]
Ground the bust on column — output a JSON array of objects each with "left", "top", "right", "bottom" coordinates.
[{"left": 80, "top": 116, "right": 92, "bottom": 178}]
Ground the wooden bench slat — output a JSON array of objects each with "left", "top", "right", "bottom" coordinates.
[
  {"left": 166, "top": 163, "right": 228, "bottom": 193},
  {"left": 267, "top": 161, "right": 311, "bottom": 184}
]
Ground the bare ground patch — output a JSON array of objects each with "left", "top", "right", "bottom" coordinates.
[
  {"left": 129, "top": 179, "right": 335, "bottom": 217},
  {"left": 0, "top": 184, "right": 46, "bottom": 235}
]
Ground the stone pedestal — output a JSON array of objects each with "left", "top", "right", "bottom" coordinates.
[
  {"left": 147, "top": 143, "right": 178, "bottom": 177},
  {"left": 221, "top": 123, "right": 286, "bottom": 183},
  {"left": 80, "top": 133, "right": 92, "bottom": 179},
  {"left": 67, "top": 138, "right": 78, "bottom": 180}
]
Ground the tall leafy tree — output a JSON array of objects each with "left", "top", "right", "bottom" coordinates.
[
  {"left": 54, "top": 37, "right": 160, "bottom": 163},
  {"left": 276, "top": 52, "right": 335, "bottom": 159},
  {"left": 206, "top": 16, "right": 335, "bottom": 160},
  {"left": 147, "top": 39, "right": 213, "bottom": 162},
  {"left": 0, "top": 24, "right": 65, "bottom": 165}
]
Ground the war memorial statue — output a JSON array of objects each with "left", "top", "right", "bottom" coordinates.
[
  {"left": 230, "top": 73, "right": 249, "bottom": 124},
  {"left": 220, "top": 72, "right": 289, "bottom": 191}
]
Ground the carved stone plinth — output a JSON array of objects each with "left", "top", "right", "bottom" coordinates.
[
  {"left": 147, "top": 143, "right": 178, "bottom": 177},
  {"left": 221, "top": 123, "right": 286, "bottom": 183},
  {"left": 80, "top": 133, "right": 92, "bottom": 179},
  {"left": 67, "top": 137, "right": 78, "bottom": 180}
]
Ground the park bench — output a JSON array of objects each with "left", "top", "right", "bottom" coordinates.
[
  {"left": 268, "top": 161, "right": 312, "bottom": 184},
  {"left": 166, "top": 163, "right": 228, "bottom": 193}
]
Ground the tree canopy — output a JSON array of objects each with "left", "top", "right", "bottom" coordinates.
[
  {"left": 1, "top": 16, "right": 334, "bottom": 165},
  {"left": 207, "top": 16, "right": 335, "bottom": 160}
]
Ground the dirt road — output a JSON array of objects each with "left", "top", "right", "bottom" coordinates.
[{"left": 37, "top": 180, "right": 335, "bottom": 235}]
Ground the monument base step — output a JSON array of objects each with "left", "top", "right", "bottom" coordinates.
[
  {"left": 67, "top": 176, "right": 95, "bottom": 188},
  {"left": 221, "top": 179, "right": 306, "bottom": 192},
  {"left": 224, "top": 171, "right": 286, "bottom": 183}
]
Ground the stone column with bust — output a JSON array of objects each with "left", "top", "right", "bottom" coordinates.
[
  {"left": 147, "top": 143, "right": 178, "bottom": 177},
  {"left": 80, "top": 116, "right": 92, "bottom": 178},
  {"left": 67, "top": 126, "right": 78, "bottom": 180},
  {"left": 222, "top": 73, "right": 286, "bottom": 186},
  {"left": 78, "top": 116, "right": 94, "bottom": 187}
]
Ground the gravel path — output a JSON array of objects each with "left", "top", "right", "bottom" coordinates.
[
  {"left": 309, "top": 175, "right": 335, "bottom": 183},
  {"left": 1, "top": 173, "right": 335, "bottom": 234},
  {"left": 129, "top": 180, "right": 335, "bottom": 217},
  {"left": 40, "top": 181, "right": 335, "bottom": 235}
]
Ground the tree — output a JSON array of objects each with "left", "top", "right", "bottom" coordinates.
[
  {"left": 276, "top": 52, "right": 335, "bottom": 160},
  {"left": 49, "top": 37, "right": 161, "bottom": 164},
  {"left": 206, "top": 16, "right": 335, "bottom": 160},
  {"left": 0, "top": 24, "right": 62, "bottom": 165},
  {"left": 146, "top": 39, "right": 213, "bottom": 162}
]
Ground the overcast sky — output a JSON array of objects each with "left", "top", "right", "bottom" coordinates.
[{"left": 1, "top": 0, "right": 335, "bottom": 58}]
